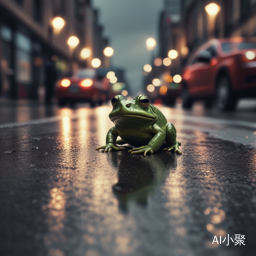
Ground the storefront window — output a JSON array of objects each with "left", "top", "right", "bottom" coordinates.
[
  {"left": 15, "top": 32, "right": 31, "bottom": 83},
  {"left": 1, "top": 26, "right": 13, "bottom": 96}
]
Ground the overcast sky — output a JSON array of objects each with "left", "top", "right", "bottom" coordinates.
[{"left": 93, "top": 0, "right": 164, "bottom": 95}]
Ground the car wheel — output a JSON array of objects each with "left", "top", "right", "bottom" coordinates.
[
  {"left": 182, "top": 87, "right": 193, "bottom": 109},
  {"left": 58, "top": 99, "right": 67, "bottom": 107},
  {"left": 216, "top": 75, "right": 237, "bottom": 111}
]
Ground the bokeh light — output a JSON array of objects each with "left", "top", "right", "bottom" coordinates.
[
  {"left": 91, "top": 58, "right": 101, "bottom": 68},
  {"left": 173, "top": 74, "right": 182, "bottom": 83},
  {"left": 110, "top": 77, "right": 118, "bottom": 83},
  {"left": 143, "top": 64, "right": 152, "bottom": 73},
  {"left": 67, "top": 36, "right": 79, "bottom": 49},
  {"left": 80, "top": 48, "right": 91, "bottom": 59},
  {"left": 103, "top": 47, "right": 114, "bottom": 57},
  {"left": 181, "top": 46, "right": 189, "bottom": 56},
  {"left": 154, "top": 58, "right": 162, "bottom": 66},
  {"left": 205, "top": 3, "right": 221, "bottom": 16},
  {"left": 122, "top": 90, "right": 128, "bottom": 96},
  {"left": 164, "top": 74, "right": 173, "bottom": 83},
  {"left": 107, "top": 71, "right": 115, "bottom": 79},
  {"left": 146, "top": 38, "right": 156, "bottom": 50},
  {"left": 152, "top": 78, "right": 161, "bottom": 87},
  {"left": 163, "top": 58, "right": 172, "bottom": 66},
  {"left": 52, "top": 17, "right": 65, "bottom": 30},
  {"left": 147, "top": 84, "right": 155, "bottom": 92},
  {"left": 168, "top": 49, "right": 178, "bottom": 59},
  {"left": 80, "top": 79, "right": 93, "bottom": 87},
  {"left": 159, "top": 85, "right": 168, "bottom": 96},
  {"left": 61, "top": 79, "right": 70, "bottom": 87},
  {"left": 245, "top": 51, "right": 255, "bottom": 60}
]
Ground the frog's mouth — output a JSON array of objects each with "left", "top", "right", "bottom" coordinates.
[
  {"left": 111, "top": 114, "right": 156, "bottom": 121},
  {"left": 122, "top": 114, "right": 156, "bottom": 120}
]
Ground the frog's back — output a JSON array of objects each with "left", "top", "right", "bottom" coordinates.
[{"left": 150, "top": 105, "right": 167, "bottom": 129}]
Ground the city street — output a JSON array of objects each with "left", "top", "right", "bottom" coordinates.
[{"left": 1, "top": 99, "right": 256, "bottom": 256}]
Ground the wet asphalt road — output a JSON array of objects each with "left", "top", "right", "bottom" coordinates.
[{"left": 1, "top": 99, "right": 256, "bottom": 256}]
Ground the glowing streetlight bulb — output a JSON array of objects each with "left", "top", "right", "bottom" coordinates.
[
  {"left": 103, "top": 47, "right": 114, "bottom": 57},
  {"left": 80, "top": 48, "right": 91, "bottom": 59},
  {"left": 146, "top": 38, "right": 156, "bottom": 50},
  {"left": 173, "top": 74, "right": 182, "bottom": 83},
  {"left": 143, "top": 64, "right": 152, "bottom": 73},
  {"left": 110, "top": 77, "right": 118, "bottom": 83},
  {"left": 52, "top": 17, "right": 65, "bottom": 30},
  {"left": 152, "top": 78, "right": 161, "bottom": 87},
  {"left": 168, "top": 50, "right": 178, "bottom": 59},
  {"left": 205, "top": 3, "right": 221, "bottom": 16},
  {"left": 147, "top": 84, "right": 155, "bottom": 92},
  {"left": 91, "top": 58, "right": 101, "bottom": 68},
  {"left": 163, "top": 58, "right": 172, "bottom": 66},
  {"left": 67, "top": 36, "right": 79, "bottom": 49},
  {"left": 107, "top": 71, "right": 115, "bottom": 79}
]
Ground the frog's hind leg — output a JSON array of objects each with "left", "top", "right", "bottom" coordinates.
[
  {"left": 163, "top": 122, "right": 182, "bottom": 154},
  {"left": 115, "top": 139, "right": 126, "bottom": 145}
]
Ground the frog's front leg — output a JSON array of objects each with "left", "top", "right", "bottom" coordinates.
[
  {"left": 128, "top": 124, "right": 166, "bottom": 157},
  {"left": 163, "top": 122, "right": 182, "bottom": 154},
  {"left": 96, "top": 127, "right": 126, "bottom": 152}
]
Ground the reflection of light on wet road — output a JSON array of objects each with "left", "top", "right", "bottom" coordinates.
[
  {"left": 95, "top": 106, "right": 113, "bottom": 144},
  {"left": 45, "top": 188, "right": 66, "bottom": 232}
]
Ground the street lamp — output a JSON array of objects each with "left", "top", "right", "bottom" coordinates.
[
  {"left": 205, "top": 3, "right": 220, "bottom": 16},
  {"left": 80, "top": 48, "right": 91, "bottom": 59},
  {"left": 103, "top": 47, "right": 114, "bottom": 57},
  {"left": 205, "top": 3, "right": 221, "bottom": 39},
  {"left": 91, "top": 58, "right": 101, "bottom": 68},
  {"left": 146, "top": 38, "right": 156, "bottom": 51},
  {"left": 168, "top": 50, "right": 178, "bottom": 59},
  {"left": 143, "top": 64, "right": 152, "bottom": 73},
  {"left": 52, "top": 17, "right": 65, "bottom": 34},
  {"left": 67, "top": 36, "right": 80, "bottom": 50}
]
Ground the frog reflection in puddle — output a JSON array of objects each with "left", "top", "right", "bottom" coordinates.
[{"left": 108, "top": 151, "right": 177, "bottom": 212}]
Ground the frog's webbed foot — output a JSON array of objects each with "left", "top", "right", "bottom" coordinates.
[
  {"left": 128, "top": 145, "right": 153, "bottom": 157},
  {"left": 163, "top": 141, "right": 182, "bottom": 155},
  {"left": 96, "top": 143, "right": 126, "bottom": 153}
]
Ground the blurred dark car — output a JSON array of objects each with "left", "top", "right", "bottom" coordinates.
[
  {"left": 181, "top": 38, "right": 256, "bottom": 111},
  {"left": 56, "top": 68, "right": 111, "bottom": 107}
]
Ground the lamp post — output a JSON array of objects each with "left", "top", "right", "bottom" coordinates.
[{"left": 205, "top": 3, "right": 221, "bottom": 39}]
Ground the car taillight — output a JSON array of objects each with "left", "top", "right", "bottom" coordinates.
[
  {"left": 80, "top": 79, "right": 93, "bottom": 87},
  {"left": 61, "top": 79, "right": 71, "bottom": 87},
  {"left": 240, "top": 51, "right": 256, "bottom": 62}
]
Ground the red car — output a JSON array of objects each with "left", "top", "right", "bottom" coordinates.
[
  {"left": 181, "top": 38, "right": 256, "bottom": 110},
  {"left": 56, "top": 68, "right": 111, "bottom": 107}
]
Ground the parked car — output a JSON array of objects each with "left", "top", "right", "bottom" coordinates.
[
  {"left": 56, "top": 68, "right": 111, "bottom": 107},
  {"left": 181, "top": 38, "right": 256, "bottom": 110}
]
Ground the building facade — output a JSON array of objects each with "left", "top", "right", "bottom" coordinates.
[
  {"left": 174, "top": 0, "right": 256, "bottom": 72},
  {"left": 0, "top": 0, "right": 110, "bottom": 100}
]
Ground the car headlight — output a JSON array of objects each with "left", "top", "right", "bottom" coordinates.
[
  {"left": 80, "top": 79, "right": 93, "bottom": 87},
  {"left": 245, "top": 51, "right": 256, "bottom": 60},
  {"left": 61, "top": 79, "right": 71, "bottom": 87}
]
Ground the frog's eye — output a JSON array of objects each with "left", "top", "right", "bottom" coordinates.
[
  {"left": 111, "top": 96, "right": 118, "bottom": 106},
  {"left": 139, "top": 97, "right": 150, "bottom": 108}
]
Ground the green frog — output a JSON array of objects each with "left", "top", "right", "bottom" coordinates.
[{"left": 96, "top": 95, "right": 182, "bottom": 156}]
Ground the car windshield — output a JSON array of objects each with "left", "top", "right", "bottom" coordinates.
[
  {"left": 75, "top": 69, "right": 96, "bottom": 78},
  {"left": 237, "top": 42, "right": 256, "bottom": 50},
  {"left": 222, "top": 42, "right": 256, "bottom": 52}
]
